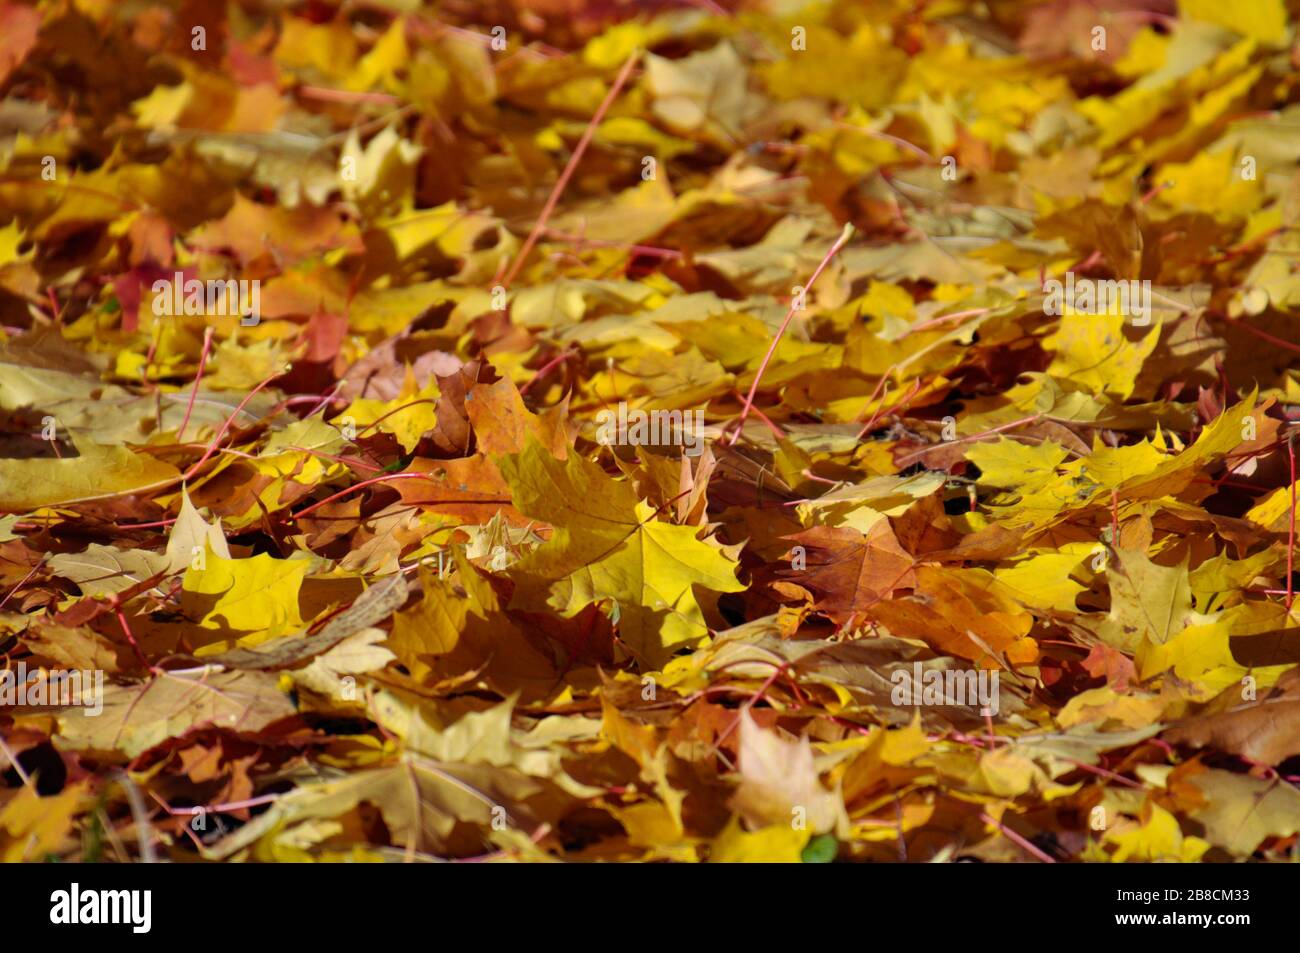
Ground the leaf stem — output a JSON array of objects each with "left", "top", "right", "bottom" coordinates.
[
  {"left": 1288, "top": 431, "right": 1296, "bottom": 613},
  {"left": 177, "top": 327, "right": 214, "bottom": 443},
  {"left": 291, "top": 472, "right": 431, "bottom": 520},
  {"left": 499, "top": 50, "right": 641, "bottom": 289},
  {"left": 728, "top": 223, "right": 855, "bottom": 446}
]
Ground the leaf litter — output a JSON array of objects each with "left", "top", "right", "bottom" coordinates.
[{"left": 1, "top": 0, "right": 1300, "bottom": 863}]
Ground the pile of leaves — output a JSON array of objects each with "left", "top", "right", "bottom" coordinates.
[{"left": 2, "top": 0, "right": 1300, "bottom": 863}]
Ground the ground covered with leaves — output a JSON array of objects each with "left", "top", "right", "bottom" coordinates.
[{"left": 2, "top": 0, "right": 1300, "bottom": 863}]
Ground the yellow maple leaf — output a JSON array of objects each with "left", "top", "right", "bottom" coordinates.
[
  {"left": 1156, "top": 149, "right": 1263, "bottom": 222},
  {"left": 0, "top": 783, "right": 87, "bottom": 862},
  {"left": 1105, "top": 802, "right": 1210, "bottom": 862},
  {"left": 496, "top": 438, "right": 743, "bottom": 666},
  {"left": 1045, "top": 311, "right": 1159, "bottom": 401},
  {"left": 710, "top": 815, "right": 809, "bottom": 863},
  {"left": 339, "top": 376, "right": 440, "bottom": 454},
  {"left": 183, "top": 547, "right": 312, "bottom": 651},
  {"left": 0, "top": 441, "right": 179, "bottom": 511}
]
